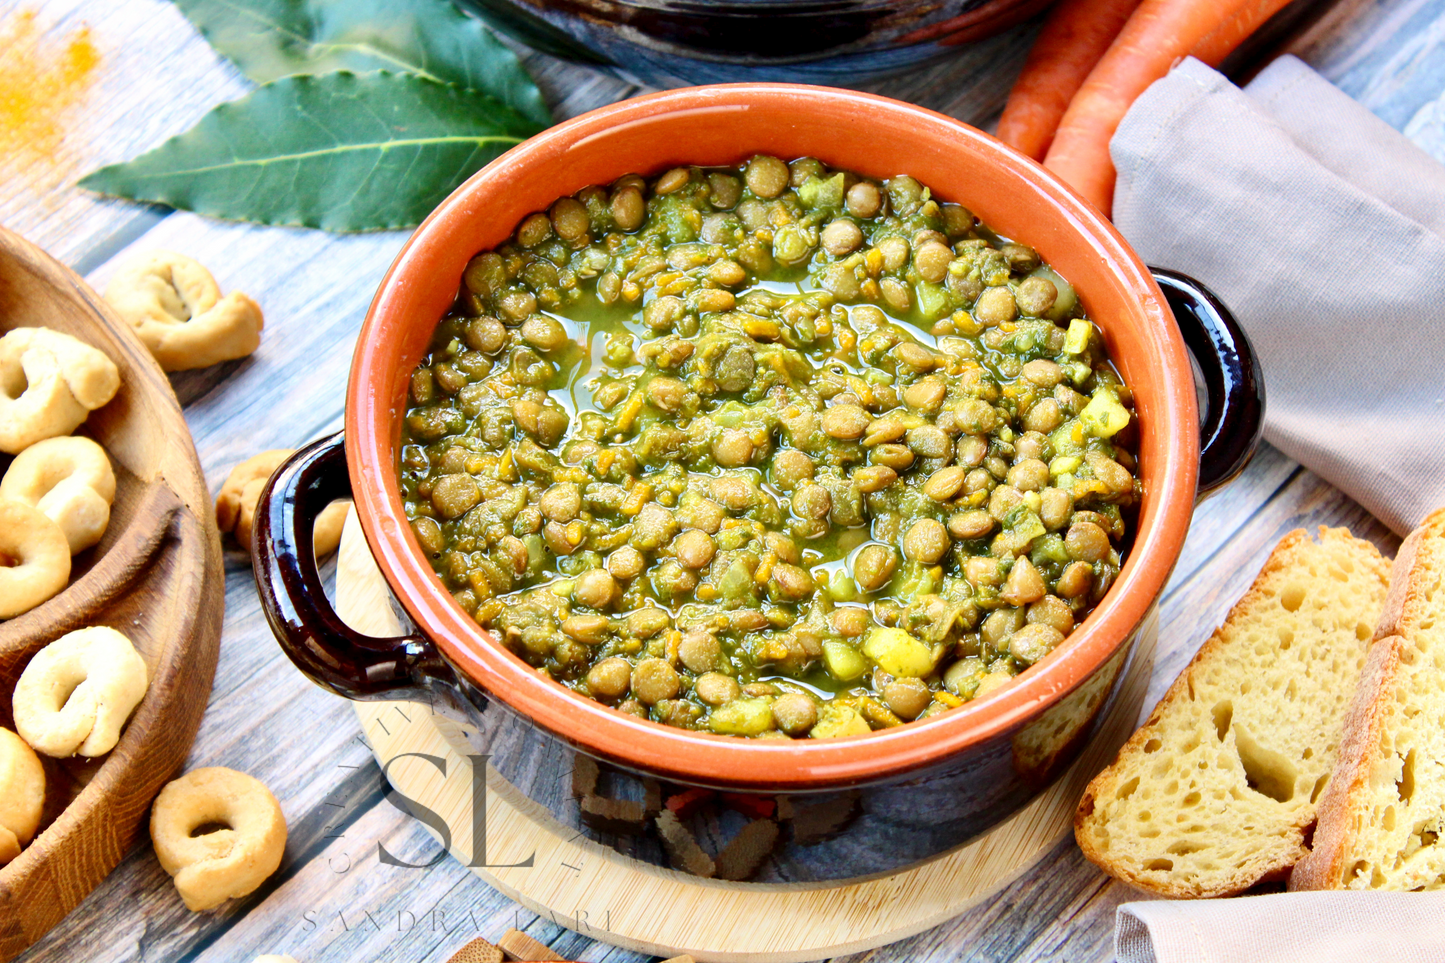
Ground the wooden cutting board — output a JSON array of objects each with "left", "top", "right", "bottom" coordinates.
[
  {"left": 0, "top": 226, "right": 225, "bottom": 961},
  {"left": 337, "top": 511, "right": 1157, "bottom": 962}
]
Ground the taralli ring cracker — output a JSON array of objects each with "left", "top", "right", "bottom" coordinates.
[
  {"left": 0, "top": 727, "right": 45, "bottom": 865},
  {"left": 0, "top": 500, "right": 71, "bottom": 619},
  {"left": 151, "top": 767, "right": 287, "bottom": 911},
  {"left": 0, "top": 327, "right": 121, "bottom": 454},
  {"left": 12, "top": 626, "right": 149, "bottom": 757},
  {"left": 216, "top": 450, "right": 348, "bottom": 557},
  {"left": 104, "top": 250, "right": 263, "bottom": 372},
  {"left": 0, "top": 436, "right": 117, "bottom": 553}
]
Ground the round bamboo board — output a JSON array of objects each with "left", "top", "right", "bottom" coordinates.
[
  {"left": 0, "top": 227, "right": 225, "bottom": 962},
  {"left": 337, "top": 512, "right": 1154, "bottom": 963}
]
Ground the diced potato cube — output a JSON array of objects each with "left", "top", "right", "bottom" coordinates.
[
  {"left": 1064, "top": 318, "right": 1092, "bottom": 354},
  {"left": 862, "top": 627, "right": 935, "bottom": 678},
  {"left": 810, "top": 705, "right": 871, "bottom": 738},
  {"left": 1049, "top": 454, "right": 1082, "bottom": 476},
  {"left": 1079, "top": 389, "right": 1130, "bottom": 438},
  {"left": 708, "top": 697, "right": 776, "bottom": 736}
]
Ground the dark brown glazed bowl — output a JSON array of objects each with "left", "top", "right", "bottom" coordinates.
[
  {"left": 455, "top": 0, "right": 1052, "bottom": 87},
  {"left": 255, "top": 85, "right": 1263, "bottom": 881}
]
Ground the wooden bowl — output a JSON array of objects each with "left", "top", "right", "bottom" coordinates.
[{"left": 0, "top": 226, "right": 225, "bottom": 961}]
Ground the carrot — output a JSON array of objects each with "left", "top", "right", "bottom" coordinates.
[
  {"left": 996, "top": 0, "right": 1144, "bottom": 161},
  {"left": 1043, "top": 0, "right": 1282, "bottom": 216},
  {"left": 1191, "top": 0, "right": 1296, "bottom": 66}
]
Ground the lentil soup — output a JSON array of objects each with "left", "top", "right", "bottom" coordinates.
[{"left": 399, "top": 157, "right": 1140, "bottom": 740}]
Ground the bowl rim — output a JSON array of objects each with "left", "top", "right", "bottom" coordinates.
[{"left": 346, "top": 82, "right": 1198, "bottom": 791}]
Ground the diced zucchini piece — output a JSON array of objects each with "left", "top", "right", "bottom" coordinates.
[
  {"left": 798, "top": 173, "right": 845, "bottom": 211},
  {"left": 717, "top": 558, "right": 756, "bottom": 599},
  {"left": 862, "top": 627, "right": 936, "bottom": 678},
  {"left": 1064, "top": 318, "right": 1092, "bottom": 354},
  {"left": 1031, "top": 533, "right": 1069, "bottom": 566},
  {"left": 823, "top": 640, "right": 868, "bottom": 681},
  {"left": 1049, "top": 419, "right": 1086, "bottom": 456},
  {"left": 708, "top": 697, "right": 775, "bottom": 736},
  {"left": 523, "top": 534, "right": 546, "bottom": 572},
  {"left": 657, "top": 196, "right": 698, "bottom": 243},
  {"left": 810, "top": 704, "right": 872, "bottom": 738},
  {"left": 710, "top": 401, "right": 747, "bottom": 428},
  {"left": 828, "top": 569, "right": 859, "bottom": 602},
  {"left": 1080, "top": 389, "right": 1131, "bottom": 438},
  {"left": 1037, "top": 269, "right": 1077, "bottom": 321},
  {"left": 894, "top": 561, "right": 939, "bottom": 600},
  {"left": 915, "top": 281, "right": 950, "bottom": 320},
  {"left": 1007, "top": 508, "right": 1047, "bottom": 546}
]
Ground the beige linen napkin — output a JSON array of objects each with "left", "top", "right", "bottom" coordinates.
[
  {"left": 1109, "top": 55, "right": 1445, "bottom": 960},
  {"left": 1115, "top": 891, "right": 1445, "bottom": 963},
  {"left": 1111, "top": 55, "right": 1445, "bottom": 536}
]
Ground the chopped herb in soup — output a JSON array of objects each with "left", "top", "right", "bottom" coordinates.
[{"left": 399, "top": 156, "right": 1140, "bottom": 739}]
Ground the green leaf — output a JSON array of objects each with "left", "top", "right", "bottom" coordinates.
[
  {"left": 79, "top": 71, "right": 540, "bottom": 232},
  {"left": 171, "top": 0, "right": 551, "bottom": 127}
]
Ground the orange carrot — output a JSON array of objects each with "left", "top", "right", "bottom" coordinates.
[
  {"left": 1191, "top": 0, "right": 1295, "bottom": 66},
  {"left": 996, "top": 0, "right": 1144, "bottom": 161},
  {"left": 1043, "top": 0, "right": 1285, "bottom": 216}
]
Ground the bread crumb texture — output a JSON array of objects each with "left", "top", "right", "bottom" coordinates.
[
  {"left": 1335, "top": 533, "right": 1445, "bottom": 890},
  {"left": 1075, "top": 527, "right": 1390, "bottom": 897}
]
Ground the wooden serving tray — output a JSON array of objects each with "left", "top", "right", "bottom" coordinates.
[
  {"left": 0, "top": 226, "right": 225, "bottom": 961},
  {"left": 336, "top": 511, "right": 1157, "bottom": 962}
]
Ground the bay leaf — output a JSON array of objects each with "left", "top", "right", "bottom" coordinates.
[
  {"left": 79, "top": 71, "right": 540, "bottom": 232},
  {"left": 170, "top": 0, "right": 551, "bottom": 127}
]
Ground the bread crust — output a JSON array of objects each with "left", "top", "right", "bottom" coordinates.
[
  {"left": 1076, "top": 527, "right": 1391, "bottom": 898},
  {"left": 1287, "top": 634, "right": 1403, "bottom": 890},
  {"left": 1290, "top": 507, "right": 1445, "bottom": 891},
  {"left": 1373, "top": 508, "right": 1445, "bottom": 642},
  {"left": 1372, "top": 527, "right": 1427, "bottom": 643}
]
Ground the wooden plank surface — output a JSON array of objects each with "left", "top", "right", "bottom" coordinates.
[{"left": 4, "top": 0, "right": 1441, "bottom": 959}]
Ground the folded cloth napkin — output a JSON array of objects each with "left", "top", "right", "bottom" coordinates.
[
  {"left": 1111, "top": 55, "right": 1445, "bottom": 536},
  {"left": 1115, "top": 891, "right": 1445, "bottom": 963}
]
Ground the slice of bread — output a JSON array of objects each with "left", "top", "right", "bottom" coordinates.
[
  {"left": 1075, "top": 526, "right": 1391, "bottom": 897},
  {"left": 1290, "top": 509, "right": 1445, "bottom": 891}
]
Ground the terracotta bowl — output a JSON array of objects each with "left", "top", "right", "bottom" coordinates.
[{"left": 255, "top": 85, "right": 1263, "bottom": 881}]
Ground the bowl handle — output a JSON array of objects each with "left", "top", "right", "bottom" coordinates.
[
  {"left": 253, "top": 433, "right": 447, "bottom": 701},
  {"left": 1150, "top": 268, "right": 1266, "bottom": 498}
]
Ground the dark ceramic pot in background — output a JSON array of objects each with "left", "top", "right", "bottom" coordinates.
[
  {"left": 456, "top": 0, "right": 1051, "bottom": 87},
  {"left": 253, "top": 85, "right": 1264, "bottom": 883}
]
